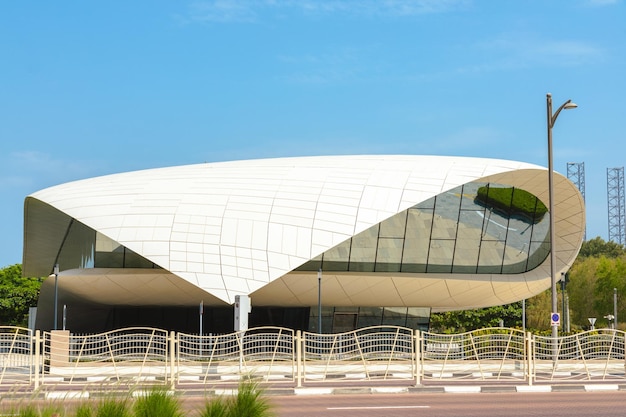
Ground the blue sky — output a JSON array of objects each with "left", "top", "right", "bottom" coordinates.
[{"left": 1, "top": 0, "right": 624, "bottom": 269}]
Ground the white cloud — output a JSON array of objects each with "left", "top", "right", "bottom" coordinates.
[
  {"left": 0, "top": 151, "right": 105, "bottom": 192},
  {"left": 582, "top": 0, "right": 621, "bottom": 6},
  {"left": 187, "top": 0, "right": 258, "bottom": 23},
  {"left": 183, "top": 0, "right": 470, "bottom": 23},
  {"left": 464, "top": 33, "right": 604, "bottom": 73}
]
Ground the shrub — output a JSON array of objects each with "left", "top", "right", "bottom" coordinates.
[
  {"left": 133, "top": 388, "right": 184, "bottom": 417},
  {"left": 476, "top": 186, "right": 546, "bottom": 223},
  {"left": 200, "top": 380, "right": 273, "bottom": 417},
  {"left": 75, "top": 403, "right": 94, "bottom": 417},
  {"left": 95, "top": 397, "right": 131, "bottom": 417},
  {"left": 199, "top": 399, "right": 229, "bottom": 417},
  {"left": 227, "top": 381, "right": 273, "bottom": 417}
]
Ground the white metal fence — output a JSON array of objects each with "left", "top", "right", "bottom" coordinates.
[{"left": 1, "top": 326, "right": 625, "bottom": 391}]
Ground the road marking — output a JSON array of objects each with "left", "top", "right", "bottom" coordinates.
[
  {"left": 475, "top": 211, "right": 517, "bottom": 231},
  {"left": 327, "top": 405, "right": 430, "bottom": 410}
]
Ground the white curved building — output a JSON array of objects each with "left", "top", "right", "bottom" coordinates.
[{"left": 23, "top": 155, "right": 585, "bottom": 332}]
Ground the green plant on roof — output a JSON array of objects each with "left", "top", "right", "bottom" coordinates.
[{"left": 476, "top": 186, "right": 547, "bottom": 223}]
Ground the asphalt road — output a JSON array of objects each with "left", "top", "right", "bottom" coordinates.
[{"left": 256, "top": 391, "right": 626, "bottom": 417}]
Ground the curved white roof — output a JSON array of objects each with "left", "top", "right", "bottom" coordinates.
[{"left": 24, "top": 155, "right": 585, "bottom": 307}]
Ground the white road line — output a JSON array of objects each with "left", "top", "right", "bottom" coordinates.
[
  {"left": 475, "top": 210, "right": 517, "bottom": 231},
  {"left": 327, "top": 405, "right": 431, "bottom": 410}
]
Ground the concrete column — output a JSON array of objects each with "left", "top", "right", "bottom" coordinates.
[{"left": 49, "top": 330, "right": 70, "bottom": 367}]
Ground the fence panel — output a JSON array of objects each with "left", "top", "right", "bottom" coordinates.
[
  {"left": 42, "top": 327, "right": 169, "bottom": 387},
  {"left": 302, "top": 326, "right": 414, "bottom": 382},
  {"left": 533, "top": 329, "right": 626, "bottom": 381},
  {"left": 3, "top": 325, "right": 626, "bottom": 391},
  {"left": 0, "top": 326, "right": 33, "bottom": 386},
  {"left": 176, "top": 327, "right": 295, "bottom": 385},
  {"left": 421, "top": 328, "right": 527, "bottom": 382}
]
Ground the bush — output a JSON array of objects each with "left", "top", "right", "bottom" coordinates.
[
  {"left": 95, "top": 397, "right": 131, "bottom": 417},
  {"left": 133, "top": 388, "right": 184, "bottom": 417},
  {"left": 476, "top": 186, "right": 546, "bottom": 223},
  {"left": 200, "top": 380, "right": 273, "bottom": 417}
]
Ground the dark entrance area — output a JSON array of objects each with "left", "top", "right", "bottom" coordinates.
[{"left": 62, "top": 305, "right": 311, "bottom": 334}]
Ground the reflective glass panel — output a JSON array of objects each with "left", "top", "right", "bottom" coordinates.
[
  {"left": 375, "top": 238, "right": 403, "bottom": 272},
  {"left": 275, "top": 181, "right": 551, "bottom": 276},
  {"left": 321, "top": 239, "right": 351, "bottom": 271},
  {"left": 427, "top": 239, "right": 455, "bottom": 273},
  {"left": 379, "top": 212, "right": 407, "bottom": 238},
  {"left": 477, "top": 240, "right": 504, "bottom": 273},
  {"left": 452, "top": 210, "right": 482, "bottom": 273},
  {"left": 349, "top": 225, "right": 379, "bottom": 272},
  {"left": 401, "top": 208, "right": 431, "bottom": 272},
  {"left": 56, "top": 220, "right": 95, "bottom": 270}
]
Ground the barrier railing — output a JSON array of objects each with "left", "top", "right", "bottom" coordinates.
[
  {"left": 301, "top": 326, "right": 414, "bottom": 383},
  {"left": 533, "top": 330, "right": 626, "bottom": 381},
  {"left": 420, "top": 328, "right": 528, "bottom": 382},
  {"left": 1, "top": 326, "right": 626, "bottom": 391},
  {"left": 0, "top": 326, "right": 33, "bottom": 386},
  {"left": 41, "top": 327, "right": 169, "bottom": 387},
  {"left": 176, "top": 327, "right": 295, "bottom": 385}
]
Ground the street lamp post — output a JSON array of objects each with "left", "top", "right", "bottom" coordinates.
[
  {"left": 547, "top": 93, "right": 577, "bottom": 340},
  {"left": 52, "top": 264, "right": 59, "bottom": 330},
  {"left": 317, "top": 268, "right": 322, "bottom": 333}
]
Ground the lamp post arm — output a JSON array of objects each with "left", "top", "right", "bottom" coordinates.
[{"left": 551, "top": 99, "right": 573, "bottom": 127}]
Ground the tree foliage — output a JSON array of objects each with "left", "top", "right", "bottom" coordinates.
[
  {"left": 430, "top": 302, "right": 522, "bottom": 333},
  {"left": 0, "top": 264, "right": 43, "bottom": 327},
  {"left": 432, "top": 237, "right": 626, "bottom": 333},
  {"left": 578, "top": 236, "right": 626, "bottom": 259}
]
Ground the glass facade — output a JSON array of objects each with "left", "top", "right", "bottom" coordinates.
[
  {"left": 308, "top": 306, "right": 431, "bottom": 333},
  {"left": 54, "top": 226, "right": 161, "bottom": 270},
  {"left": 49, "top": 180, "right": 549, "bottom": 333},
  {"left": 297, "top": 182, "right": 550, "bottom": 275},
  {"left": 56, "top": 180, "right": 549, "bottom": 276}
]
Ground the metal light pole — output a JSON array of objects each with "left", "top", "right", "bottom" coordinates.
[
  {"left": 614, "top": 288, "right": 618, "bottom": 329},
  {"left": 547, "top": 93, "right": 577, "bottom": 340},
  {"left": 53, "top": 264, "right": 59, "bottom": 330},
  {"left": 317, "top": 268, "right": 322, "bottom": 333}
]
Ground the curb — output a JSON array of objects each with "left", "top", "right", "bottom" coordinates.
[{"left": 5, "top": 383, "right": 626, "bottom": 401}]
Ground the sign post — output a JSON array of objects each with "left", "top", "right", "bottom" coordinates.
[
  {"left": 588, "top": 317, "right": 597, "bottom": 330},
  {"left": 550, "top": 312, "right": 560, "bottom": 327}
]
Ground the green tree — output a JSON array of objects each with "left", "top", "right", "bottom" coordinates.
[
  {"left": 430, "top": 302, "right": 522, "bottom": 333},
  {"left": 563, "top": 237, "right": 626, "bottom": 330},
  {"left": 525, "top": 289, "right": 551, "bottom": 331},
  {"left": 0, "top": 264, "right": 43, "bottom": 327},
  {"left": 567, "top": 256, "right": 600, "bottom": 328},
  {"left": 578, "top": 236, "right": 626, "bottom": 259}
]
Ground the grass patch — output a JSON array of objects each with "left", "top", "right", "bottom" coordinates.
[
  {"left": 201, "top": 380, "right": 273, "bottom": 417},
  {"left": 476, "top": 186, "right": 546, "bottom": 223},
  {"left": 133, "top": 387, "right": 184, "bottom": 417}
]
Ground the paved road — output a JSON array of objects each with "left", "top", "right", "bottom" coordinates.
[{"left": 255, "top": 391, "right": 626, "bottom": 417}]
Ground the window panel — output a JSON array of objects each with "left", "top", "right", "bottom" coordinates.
[
  {"left": 349, "top": 225, "right": 379, "bottom": 272},
  {"left": 460, "top": 183, "right": 481, "bottom": 210},
  {"left": 527, "top": 240, "right": 550, "bottom": 271},
  {"left": 427, "top": 239, "right": 454, "bottom": 273},
  {"left": 301, "top": 181, "right": 550, "bottom": 276},
  {"left": 477, "top": 240, "right": 504, "bottom": 273},
  {"left": 430, "top": 194, "right": 459, "bottom": 240},
  {"left": 379, "top": 212, "right": 407, "bottom": 238},
  {"left": 95, "top": 232, "right": 124, "bottom": 268},
  {"left": 124, "top": 249, "right": 155, "bottom": 268},
  {"left": 322, "top": 239, "right": 351, "bottom": 271},
  {"left": 452, "top": 210, "right": 482, "bottom": 273},
  {"left": 375, "top": 238, "right": 403, "bottom": 272},
  {"left": 401, "top": 208, "right": 431, "bottom": 272}
]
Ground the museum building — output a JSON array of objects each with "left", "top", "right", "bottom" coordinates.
[{"left": 22, "top": 155, "right": 586, "bottom": 333}]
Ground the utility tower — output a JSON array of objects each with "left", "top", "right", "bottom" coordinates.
[
  {"left": 607, "top": 167, "right": 626, "bottom": 245},
  {"left": 567, "top": 162, "right": 586, "bottom": 240}
]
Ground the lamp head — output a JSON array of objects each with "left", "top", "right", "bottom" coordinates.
[{"left": 564, "top": 101, "right": 578, "bottom": 110}]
